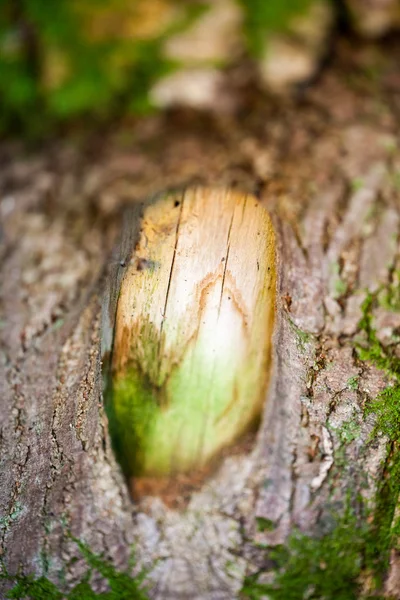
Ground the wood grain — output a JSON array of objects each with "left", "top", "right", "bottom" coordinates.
[{"left": 111, "top": 187, "right": 276, "bottom": 477}]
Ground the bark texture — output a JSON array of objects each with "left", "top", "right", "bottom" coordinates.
[{"left": 1, "top": 38, "right": 400, "bottom": 598}]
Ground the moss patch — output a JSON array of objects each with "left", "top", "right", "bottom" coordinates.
[
  {"left": 378, "top": 271, "right": 400, "bottom": 313},
  {"left": 357, "top": 292, "right": 400, "bottom": 441},
  {"left": 242, "top": 508, "right": 367, "bottom": 600},
  {"left": 356, "top": 290, "right": 400, "bottom": 585},
  {"left": 289, "top": 319, "right": 313, "bottom": 352},
  {"left": 2, "top": 536, "right": 149, "bottom": 600},
  {"left": 242, "top": 281, "right": 400, "bottom": 599}
]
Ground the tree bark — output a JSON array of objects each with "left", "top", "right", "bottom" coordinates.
[{"left": 1, "top": 40, "right": 400, "bottom": 598}]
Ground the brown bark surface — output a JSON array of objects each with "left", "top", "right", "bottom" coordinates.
[{"left": 1, "top": 38, "right": 400, "bottom": 598}]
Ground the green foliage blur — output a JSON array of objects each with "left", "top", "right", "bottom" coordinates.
[
  {"left": 238, "top": 0, "right": 316, "bottom": 55},
  {"left": 0, "top": 0, "right": 326, "bottom": 137},
  {"left": 3, "top": 535, "right": 150, "bottom": 599},
  {"left": 0, "top": 0, "right": 196, "bottom": 136}
]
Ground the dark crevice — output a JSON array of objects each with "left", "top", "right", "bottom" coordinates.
[
  {"left": 218, "top": 205, "right": 235, "bottom": 317},
  {"left": 158, "top": 192, "right": 185, "bottom": 361}
]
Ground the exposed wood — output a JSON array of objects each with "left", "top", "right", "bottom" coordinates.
[{"left": 110, "top": 188, "right": 275, "bottom": 479}]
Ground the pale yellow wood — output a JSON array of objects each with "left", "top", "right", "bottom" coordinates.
[{"left": 111, "top": 187, "right": 276, "bottom": 477}]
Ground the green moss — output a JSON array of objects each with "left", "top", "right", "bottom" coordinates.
[
  {"left": 346, "top": 376, "right": 359, "bottom": 391},
  {"left": 378, "top": 272, "right": 400, "bottom": 313},
  {"left": 357, "top": 291, "right": 400, "bottom": 441},
  {"left": 242, "top": 508, "right": 367, "bottom": 600},
  {"left": 5, "top": 576, "right": 63, "bottom": 600},
  {"left": 242, "top": 495, "right": 399, "bottom": 599},
  {"left": 337, "top": 418, "right": 361, "bottom": 445},
  {"left": 242, "top": 480, "right": 394, "bottom": 599},
  {"left": 0, "top": 502, "right": 24, "bottom": 533},
  {"left": 2, "top": 536, "right": 149, "bottom": 600},
  {"left": 256, "top": 517, "right": 275, "bottom": 532},
  {"left": 364, "top": 450, "right": 400, "bottom": 586},
  {"left": 356, "top": 288, "right": 400, "bottom": 585},
  {"left": 356, "top": 293, "right": 399, "bottom": 375},
  {"left": 242, "top": 282, "right": 400, "bottom": 598},
  {"left": 366, "top": 384, "right": 400, "bottom": 442},
  {"left": 289, "top": 319, "right": 312, "bottom": 352},
  {"left": 330, "top": 261, "right": 348, "bottom": 299}
]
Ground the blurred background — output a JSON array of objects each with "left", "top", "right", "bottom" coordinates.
[{"left": 1, "top": 0, "right": 400, "bottom": 139}]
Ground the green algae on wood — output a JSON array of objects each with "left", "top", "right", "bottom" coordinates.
[{"left": 110, "top": 187, "right": 276, "bottom": 478}]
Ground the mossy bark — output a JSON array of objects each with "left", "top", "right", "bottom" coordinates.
[{"left": 1, "top": 38, "right": 400, "bottom": 599}]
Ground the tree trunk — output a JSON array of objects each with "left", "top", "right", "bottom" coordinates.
[{"left": 1, "top": 40, "right": 400, "bottom": 598}]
